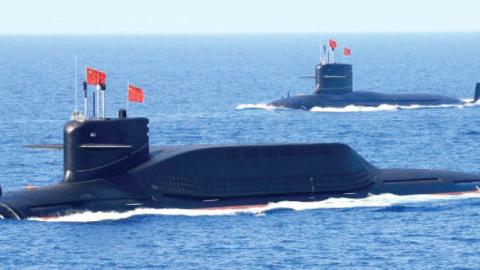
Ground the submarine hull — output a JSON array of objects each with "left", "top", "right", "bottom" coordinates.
[
  {"left": 270, "top": 92, "right": 464, "bottom": 110},
  {"left": 1, "top": 143, "right": 479, "bottom": 220},
  {"left": 268, "top": 63, "right": 475, "bottom": 110}
]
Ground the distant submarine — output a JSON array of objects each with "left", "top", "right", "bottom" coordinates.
[
  {"left": 270, "top": 43, "right": 480, "bottom": 110},
  {"left": 1, "top": 71, "right": 480, "bottom": 220}
]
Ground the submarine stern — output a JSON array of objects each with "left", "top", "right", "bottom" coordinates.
[{"left": 371, "top": 168, "right": 480, "bottom": 195}]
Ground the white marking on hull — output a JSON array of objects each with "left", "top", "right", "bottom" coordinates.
[
  {"left": 203, "top": 199, "right": 220, "bottom": 202},
  {"left": 125, "top": 203, "right": 143, "bottom": 206}
]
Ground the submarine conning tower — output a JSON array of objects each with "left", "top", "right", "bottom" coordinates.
[
  {"left": 314, "top": 63, "right": 353, "bottom": 94},
  {"left": 63, "top": 110, "right": 150, "bottom": 183}
]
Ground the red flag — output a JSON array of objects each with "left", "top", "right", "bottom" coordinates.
[
  {"left": 344, "top": 47, "right": 351, "bottom": 56},
  {"left": 86, "top": 67, "right": 106, "bottom": 85},
  {"left": 329, "top": 38, "right": 337, "bottom": 49},
  {"left": 128, "top": 84, "right": 144, "bottom": 103}
]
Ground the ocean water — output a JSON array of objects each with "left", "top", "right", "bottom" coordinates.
[{"left": 0, "top": 34, "right": 480, "bottom": 269}]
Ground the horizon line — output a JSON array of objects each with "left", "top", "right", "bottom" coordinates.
[{"left": 0, "top": 30, "right": 479, "bottom": 36}]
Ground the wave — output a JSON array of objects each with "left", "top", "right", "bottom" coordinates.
[
  {"left": 30, "top": 192, "right": 480, "bottom": 223},
  {"left": 237, "top": 100, "right": 480, "bottom": 113}
]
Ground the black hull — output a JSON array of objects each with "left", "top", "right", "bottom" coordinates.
[
  {"left": 1, "top": 143, "right": 479, "bottom": 220},
  {"left": 1, "top": 178, "right": 478, "bottom": 220},
  {"left": 269, "top": 92, "right": 465, "bottom": 110},
  {"left": 2, "top": 115, "right": 478, "bottom": 220}
]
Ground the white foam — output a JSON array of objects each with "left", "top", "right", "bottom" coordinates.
[
  {"left": 29, "top": 192, "right": 480, "bottom": 223},
  {"left": 310, "top": 101, "right": 480, "bottom": 112},
  {"left": 237, "top": 100, "right": 480, "bottom": 113},
  {"left": 461, "top": 98, "right": 480, "bottom": 106},
  {"left": 311, "top": 104, "right": 399, "bottom": 112},
  {"left": 236, "top": 103, "right": 284, "bottom": 110}
]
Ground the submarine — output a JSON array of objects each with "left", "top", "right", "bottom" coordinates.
[
  {"left": 1, "top": 109, "right": 480, "bottom": 220},
  {"left": 270, "top": 43, "right": 480, "bottom": 110},
  {"left": 1, "top": 73, "right": 480, "bottom": 220}
]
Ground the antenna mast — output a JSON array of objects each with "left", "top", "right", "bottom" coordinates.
[{"left": 71, "top": 56, "right": 86, "bottom": 121}]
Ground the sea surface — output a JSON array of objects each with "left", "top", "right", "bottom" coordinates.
[{"left": 0, "top": 33, "right": 480, "bottom": 269}]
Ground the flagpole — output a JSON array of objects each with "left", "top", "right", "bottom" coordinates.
[
  {"left": 92, "top": 91, "right": 96, "bottom": 118},
  {"left": 332, "top": 47, "right": 335, "bottom": 63},
  {"left": 101, "top": 85, "right": 105, "bottom": 119},
  {"left": 95, "top": 84, "right": 100, "bottom": 119},
  {"left": 327, "top": 45, "right": 332, "bottom": 64},
  {"left": 83, "top": 80, "right": 88, "bottom": 119},
  {"left": 327, "top": 44, "right": 329, "bottom": 63},
  {"left": 322, "top": 44, "right": 326, "bottom": 65},
  {"left": 126, "top": 82, "right": 129, "bottom": 111}
]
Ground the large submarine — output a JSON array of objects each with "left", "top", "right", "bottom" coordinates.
[
  {"left": 1, "top": 72, "right": 480, "bottom": 220},
  {"left": 270, "top": 43, "right": 480, "bottom": 110}
]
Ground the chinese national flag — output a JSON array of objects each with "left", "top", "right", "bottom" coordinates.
[
  {"left": 329, "top": 38, "right": 337, "bottom": 49},
  {"left": 344, "top": 47, "right": 351, "bottom": 56},
  {"left": 86, "top": 67, "right": 106, "bottom": 85},
  {"left": 128, "top": 84, "right": 144, "bottom": 103}
]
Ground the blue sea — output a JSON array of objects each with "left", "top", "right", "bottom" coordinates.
[{"left": 0, "top": 33, "right": 480, "bottom": 269}]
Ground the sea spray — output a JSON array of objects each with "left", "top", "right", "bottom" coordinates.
[{"left": 31, "top": 192, "right": 480, "bottom": 223}]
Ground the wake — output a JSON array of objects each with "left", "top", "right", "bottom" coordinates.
[
  {"left": 236, "top": 99, "right": 479, "bottom": 113},
  {"left": 30, "top": 192, "right": 480, "bottom": 223}
]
